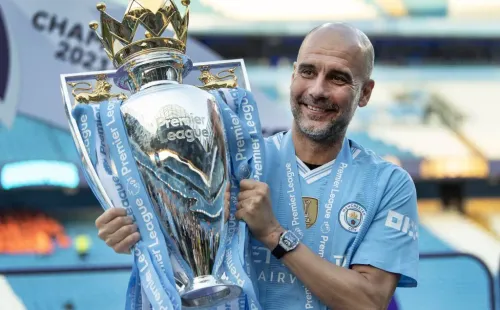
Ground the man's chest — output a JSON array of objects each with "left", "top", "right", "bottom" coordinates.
[
  {"left": 250, "top": 188, "right": 363, "bottom": 286},
  {"left": 252, "top": 157, "right": 372, "bottom": 281}
]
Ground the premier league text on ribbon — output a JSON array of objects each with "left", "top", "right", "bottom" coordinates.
[
  {"left": 285, "top": 162, "right": 301, "bottom": 237},
  {"left": 78, "top": 113, "right": 92, "bottom": 153},
  {"left": 104, "top": 101, "right": 166, "bottom": 272},
  {"left": 96, "top": 109, "right": 109, "bottom": 161},
  {"left": 227, "top": 91, "right": 263, "bottom": 181},
  {"left": 318, "top": 162, "right": 348, "bottom": 255}
]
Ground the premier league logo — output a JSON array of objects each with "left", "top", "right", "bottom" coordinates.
[
  {"left": 339, "top": 202, "right": 366, "bottom": 233},
  {"left": 0, "top": 6, "right": 9, "bottom": 102}
]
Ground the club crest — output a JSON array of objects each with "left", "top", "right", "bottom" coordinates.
[
  {"left": 339, "top": 202, "right": 366, "bottom": 233},
  {"left": 302, "top": 197, "right": 318, "bottom": 228}
]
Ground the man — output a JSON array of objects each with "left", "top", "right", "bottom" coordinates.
[{"left": 95, "top": 23, "right": 419, "bottom": 310}]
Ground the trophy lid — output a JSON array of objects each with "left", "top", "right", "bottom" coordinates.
[
  {"left": 89, "top": 0, "right": 192, "bottom": 92},
  {"left": 90, "top": 0, "right": 190, "bottom": 68}
]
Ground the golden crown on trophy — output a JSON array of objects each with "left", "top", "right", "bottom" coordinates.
[{"left": 89, "top": 0, "right": 190, "bottom": 67}]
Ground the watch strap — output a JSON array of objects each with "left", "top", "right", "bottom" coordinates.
[{"left": 271, "top": 231, "right": 287, "bottom": 259}]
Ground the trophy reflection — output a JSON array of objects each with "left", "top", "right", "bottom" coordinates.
[{"left": 63, "top": 0, "right": 243, "bottom": 307}]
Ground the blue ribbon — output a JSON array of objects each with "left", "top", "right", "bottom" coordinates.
[
  {"left": 72, "top": 104, "right": 97, "bottom": 166},
  {"left": 100, "top": 99, "right": 181, "bottom": 310},
  {"left": 209, "top": 88, "right": 263, "bottom": 310}
]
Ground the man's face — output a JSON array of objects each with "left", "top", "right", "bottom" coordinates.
[{"left": 290, "top": 29, "right": 372, "bottom": 143}]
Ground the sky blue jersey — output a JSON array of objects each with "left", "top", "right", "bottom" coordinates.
[{"left": 250, "top": 131, "right": 419, "bottom": 310}]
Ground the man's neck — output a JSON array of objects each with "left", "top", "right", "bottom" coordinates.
[{"left": 292, "top": 125, "right": 344, "bottom": 166}]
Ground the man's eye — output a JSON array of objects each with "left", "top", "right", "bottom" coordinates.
[
  {"left": 301, "top": 70, "right": 314, "bottom": 77},
  {"left": 332, "top": 76, "right": 347, "bottom": 83}
]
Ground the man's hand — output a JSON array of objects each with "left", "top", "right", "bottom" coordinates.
[
  {"left": 236, "top": 179, "right": 284, "bottom": 248},
  {"left": 96, "top": 184, "right": 229, "bottom": 254},
  {"left": 95, "top": 208, "right": 140, "bottom": 254}
]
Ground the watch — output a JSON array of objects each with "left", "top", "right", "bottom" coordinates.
[{"left": 271, "top": 230, "right": 300, "bottom": 259}]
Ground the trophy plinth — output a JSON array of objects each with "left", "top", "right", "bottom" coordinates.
[{"left": 181, "top": 275, "right": 242, "bottom": 308}]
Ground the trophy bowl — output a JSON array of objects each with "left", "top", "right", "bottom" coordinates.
[{"left": 115, "top": 51, "right": 242, "bottom": 308}]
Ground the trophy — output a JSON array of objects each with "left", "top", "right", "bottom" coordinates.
[{"left": 59, "top": 0, "right": 259, "bottom": 308}]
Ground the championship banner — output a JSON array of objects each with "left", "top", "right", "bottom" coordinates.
[{"left": 0, "top": 0, "right": 120, "bottom": 128}]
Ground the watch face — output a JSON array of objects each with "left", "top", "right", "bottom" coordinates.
[{"left": 280, "top": 231, "right": 299, "bottom": 251}]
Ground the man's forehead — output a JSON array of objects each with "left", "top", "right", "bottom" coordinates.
[
  {"left": 297, "top": 56, "right": 353, "bottom": 76},
  {"left": 300, "top": 30, "right": 362, "bottom": 57},
  {"left": 298, "top": 27, "right": 368, "bottom": 77},
  {"left": 297, "top": 46, "right": 362, "bottom": 77}
]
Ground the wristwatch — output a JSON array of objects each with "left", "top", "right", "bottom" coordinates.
[{"left": 271, "top": 230, "right": 300, "bottom": 259}]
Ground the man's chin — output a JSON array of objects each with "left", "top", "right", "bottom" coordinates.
[
  {"left": 297, "top": 124, "right": 331, "bottom": 141},
  {"left": 296, "top": 119, "right": 347, "bottom": 143},
  {"left": 299, "top": 120, "right": 330, "bottom": 133}
]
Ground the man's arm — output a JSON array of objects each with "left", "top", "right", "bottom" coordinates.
[
  {"left": 259, "top": 225, "right": 399, "bottom": 310},
  {"left": 271, "top": 238, "right": 399, "bottom": 310}
]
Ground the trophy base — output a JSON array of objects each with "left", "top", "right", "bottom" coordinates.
[{"left": 181, "top": 275, "right": 242, "bottom": 309}]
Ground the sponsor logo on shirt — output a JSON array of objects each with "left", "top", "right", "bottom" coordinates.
[
  {"left": 385, "top": 210, "right": 419, "bottom": 240},
  {"left": 251, "top": 246, "right": 345, "bottom": 284}
]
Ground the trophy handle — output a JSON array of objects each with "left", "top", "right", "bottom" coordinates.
[
  {"left": 60, "top": 85, "right": 115, "bottom": 210},
  {"left": 196, "top": 66, "right": 238, "bottom": 91}
]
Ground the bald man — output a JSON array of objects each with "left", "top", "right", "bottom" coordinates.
[{"left": 95, "top": 23, "right": 419, "bottom": 310}]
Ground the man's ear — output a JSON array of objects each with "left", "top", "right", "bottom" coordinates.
[
  {"left": 291, "top": 62, "right": 297, "bottom": 82},
  {"left": 358, "top": 79, "right": 375, "bottom": 108}
]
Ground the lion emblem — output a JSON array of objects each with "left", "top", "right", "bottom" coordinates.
[
  {"left": 67, "top": 74, "right": 127, "bottom": 104},
  {"left": 198, "top": 66, "right": 238, "bottom": 90}
]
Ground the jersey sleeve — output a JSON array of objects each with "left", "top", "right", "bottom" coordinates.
[{"left": 350, "top": 166, "right": 419, "bottom": 287}]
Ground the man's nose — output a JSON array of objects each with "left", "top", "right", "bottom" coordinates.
[{"left": 307, "top": 76, "right": 329, "bottom": 100}]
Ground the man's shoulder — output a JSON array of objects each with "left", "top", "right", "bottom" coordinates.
[
  {"left": 349, "top": 139, "right": 414, "bottom": 186},
  {"left": 263, "top": 133, "right": 414, "bottom": 183},
  {"left": 350, "top": 140, "right": 417, "bottom": 219}
]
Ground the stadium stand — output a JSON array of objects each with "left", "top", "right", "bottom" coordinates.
[
  {"left": 348, "top": 131, "right": 418, "bottom": 159},
  {"left": 0, "top": 115, "right": 78, "bottom": 164}
]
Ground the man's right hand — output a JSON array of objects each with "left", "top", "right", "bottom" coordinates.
[
  {"left": 96, "top": 183, "right": 231, "bottom": 254},
  {"left": 95, "top": 208, "right": 140, "bottom": 254}
]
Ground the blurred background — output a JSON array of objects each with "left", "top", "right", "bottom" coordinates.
[{"left": 0, "top": 0, "right": 500, "bottom": 309}]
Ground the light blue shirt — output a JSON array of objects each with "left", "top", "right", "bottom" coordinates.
[{"left": 249, "top": 131, "right": 419, "bottom": 310}]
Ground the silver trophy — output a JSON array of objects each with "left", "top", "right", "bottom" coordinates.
[{"left": 59, "top": 0, "right": 254, "bottom": 308}]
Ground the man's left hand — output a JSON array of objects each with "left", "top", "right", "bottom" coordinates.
[{"left": 236, "top": 179, "right": 284, "bottom": 248}]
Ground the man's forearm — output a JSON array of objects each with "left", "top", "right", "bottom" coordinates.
[{"left": 280, "top": 243, "right": 385, "bottom": 310}]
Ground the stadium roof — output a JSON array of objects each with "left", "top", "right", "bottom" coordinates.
[{"left": 111, "top": 0, "right": 500, "bottom": 37}]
